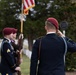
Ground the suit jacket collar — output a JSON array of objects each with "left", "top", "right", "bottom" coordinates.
[
  {"left": 3, "top": 38, "right": 11, "bottom": 43},
  {"left": 47, "top": 32, "right": 56, "bottom": 34},
  {"left": 46, "top": 33, "right": 57, "bottom": 37}
]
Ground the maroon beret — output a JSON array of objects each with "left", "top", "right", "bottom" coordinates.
[
  {"left": 12, "top": 28, "right": 17, "bottom": 34},
  {"left": 2, "top": 27, "right": 13, "bottom": 35},
  {"left": 47, "top": 17, "right": 59, "bottom": 29}
]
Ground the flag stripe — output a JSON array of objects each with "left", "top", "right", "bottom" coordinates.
[
  {"left": 30, "top": 0, "right": 34, "bottom": 5},
  {"left": 23, "top": 0, "right": 35, "bottom": 15},
  {"left": 26, "top": 0, "right": 30, "bottom": 7},
  {"left": 24, "top": 0, "right": 28, "bottom": 9},
  {"left": 23, "top": 0, "right": 35, "bottom": 11}
]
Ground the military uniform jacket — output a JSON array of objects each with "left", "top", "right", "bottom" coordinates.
[
  {"left": 0, "top": 38, "right": 16, "bottom": 73},
  {"left": 30, "top": 33, "right": 76, "bottom": 75}
]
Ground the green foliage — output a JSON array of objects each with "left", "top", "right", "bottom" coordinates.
[
  {"left": 0, "top": 0, "right": 76, "bottom": 39},
  {"left": 53, "top": 0, "right": 76, "bottom": 41},
  {"left": 0, "top": 0, "right": 21, "bottom": 37},
  {"left": 65, "top": 52, "right": 76, "bottom": 71}
]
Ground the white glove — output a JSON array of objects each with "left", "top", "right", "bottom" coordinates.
[
  {"left": 15, "top": 67, "right": 21, "bottom": 71},
  {"left": 19, "top": 34, "right": 24, "bottom": 39},
  {"left": 57, "top": 30, "right": 65, "bottom": 37}
]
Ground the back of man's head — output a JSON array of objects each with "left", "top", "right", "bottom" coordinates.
[{"left": 45, "top": 17, "right": 59, "bottom": 30}]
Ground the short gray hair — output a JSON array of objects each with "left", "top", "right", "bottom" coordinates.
[{"left": 45, "top": 20, "right": 56, "bottom": 29}]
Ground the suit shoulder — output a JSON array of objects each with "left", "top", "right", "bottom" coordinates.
[
  {"left": 36, "top": 36, "right": 44, "bottom": 40},
  {"left": 2, "top": 40, "right": 10, "bottom": 47},
  {"left": 3, "top": 40, "right": 9, "bottom": 43},
  {"left": 57, "top": 35, "right": 63, "bottom": 39}
]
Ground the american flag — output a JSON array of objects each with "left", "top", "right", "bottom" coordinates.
[{"left": 23, "top": 0, "right": 35, "bottom": 15}]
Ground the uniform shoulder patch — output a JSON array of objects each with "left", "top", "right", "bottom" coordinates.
[
  {"left": 7, "top": 49, "right": 11, "bottom": 53},
  {"left": 4, "top": 40, "right": 9, "bottom": 43}
]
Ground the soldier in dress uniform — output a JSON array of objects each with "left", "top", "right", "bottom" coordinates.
[
  {"left": 0, "top": 27, "right": 21, "bottom": 75},
  {"left": 11, "top": 28, "right": 19, "bottom": 51},
  {"left": 11, "top": 28, "right": 23, "bottom": 75},
  {"left": 11, "top": 28, "right": 23, "bottom": 64},
  {"left": 11, "top": 28, "right": 23, "bottom": 53},
  {"left": 30, "top": 17, "right": 76, "bottom": 75}
]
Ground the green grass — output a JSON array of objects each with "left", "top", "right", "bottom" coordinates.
[{"left": 20, "top": 54, "right": 30, "bottom": 75}]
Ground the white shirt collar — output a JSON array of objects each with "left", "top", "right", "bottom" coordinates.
[
  {"left": 4, "top": 37, "right": 11, "bottom": 43},
  {"left": 47, "top": 32, "right": 56, "bottom": 34}
]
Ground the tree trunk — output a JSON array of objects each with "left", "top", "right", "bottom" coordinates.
[{"left": 27, "top": 34, "right": 33, "bottom": 51}]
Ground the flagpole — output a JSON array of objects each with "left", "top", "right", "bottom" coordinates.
[
  {"left": 21, "top": 0, "right": 24, "bottom": 33},
  {"left": 21, "top": 18, "right": 23, "bottom": 33},
  {"left": 19, "top": 0, "right": 24, "bottom": 67}
]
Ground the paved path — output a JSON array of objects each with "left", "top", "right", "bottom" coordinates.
[{"left": 66, "top": 72, "right": 76, "bottom": 75}]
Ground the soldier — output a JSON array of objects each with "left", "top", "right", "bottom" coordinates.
[
  {"left": 11, "top": 28, "right": 23, "bottom": 75},
  {"left": 11, "top": 28, "right": 23, "bottom": 52},
  {"left": 0, "top": 27, "right": 21, "bottom": 75},
  {"left": 30, "top": 17, "right": 76, "bottom": 75},
  {"left": 11, "top": 28, "right": 19, "bottom": 52},
  {"left": 11, "top": 28, "right": 23, "bottom": 64}
]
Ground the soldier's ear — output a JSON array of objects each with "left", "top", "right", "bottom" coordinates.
[{"left": 45, "top": 25, "right": 47, "bottom": 31}]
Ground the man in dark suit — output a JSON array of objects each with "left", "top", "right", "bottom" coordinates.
[
  {"left": 30, "top": 17, "right": 76, "bottom": 75},
  {"left": 0, "top": 27, "right": 21, "bottom": 75}
]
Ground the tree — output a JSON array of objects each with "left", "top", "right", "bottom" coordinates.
[
  {"left": 0, "top": 0, "right": 76, "bottom": 51},
  {"left": 0, "top": 0, "right": 21, "bottom": 37},
  {"left": 53, "top": 0, "right": 76, "bottom": 40}
]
